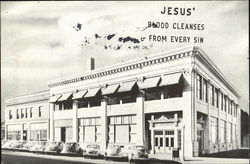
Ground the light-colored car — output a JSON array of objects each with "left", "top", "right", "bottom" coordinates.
[
  {"left": 127, "top": 145, "right": 148, "bottom": 162},
  {"left": 61, "top": 142, "right": 83, "bottom": 156},
  {"left": 15, "top": 141, "right": 38, "bottom": 151},
  {"left": 11, "top": 141, "right": 26, "bottom": 150},
  {"left": 83, "top": 144, "right": 103, "bottom": 158},
  {"left": 1, "top": 140, "right": 14, "bottom": 149},
  {"left": 44, "top": 141, "right": 64, "bottom": 154},
  {"left": 105, "top": 144, "right": 127, "bottom": 160},
  {"left": 29, "top": 141, "right": 47, "bottom": 153}
]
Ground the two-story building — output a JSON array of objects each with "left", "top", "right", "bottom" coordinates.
[{"left": 4, "top": 46, "right": 241, "bottom": 159}]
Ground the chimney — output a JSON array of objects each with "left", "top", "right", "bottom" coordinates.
[{"left": 87, "top": 57, "right": 95, "bottom": 71}]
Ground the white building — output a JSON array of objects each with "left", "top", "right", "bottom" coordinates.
[{"left": 4, "top": 46, "right": 241, "bottom": 158}]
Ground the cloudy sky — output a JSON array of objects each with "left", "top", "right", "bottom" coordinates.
[{"left": 1, "top": 1, "right": 249, "bottom": 120}]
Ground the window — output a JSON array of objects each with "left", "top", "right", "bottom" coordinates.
[
  {"left": 121, "top": 93, "right": 136, "bottom": 104},
  {"left": 64, "top": 101, "right": 73, "bottom": 110},
  {"left": 221, "top": 93, "right": 224, "bottom": 111},
  {"left": 224, "top": 96, "right": 227, "bottom": 112},
  {"left": 203, "top": 79, "right": 208, "bottom": 102},
  {"left": 145, "top": 88, "right": 161, "bottom": 101},
  {"left": 108, "top": 96, "right": 120, "bottom": 105},
  {"left": 30, "top": 107, "right": 33, "bottom": 118},
  {"left": 220, "top": 120, "right": 226, "bottom": 143},
  {"left": 78, "top": 99, "right": 88, "bottom": 108},
  {"left": 89, "top": 98, "right": 101, "bottom": 107},
  {"left": 9, "top": 110, "right": 13, "bottom": 120},
  {"left": 164, "top": 84, "right": 182, "bottom": 99},
  {"left": 25, "top": 108, "right": 28, "bottom": 118},
  {"left": 178, "top": 130, "right": 182, "bottom": 149},
  {"left": 17, "top": 109, "right": 20, "bottom": 119},
  {"left": 38, "top": 106, "right": 43, "bottom": 117},
  {"left": 196, "top": 74, "right": 202, "bottom": 100},
  {"left": 210, "top": 117, "right": 218, "bottom": 143},
  {"left": 215, "top": 88, "right": 219, "bottom": 108},
  {"left": 228, "top": 99, "right": 231, "bottom": 114},
  {"left": 227, "top": 122, "right": 232, "bottom": 142},
  {"left": 21, "top": 108, "right": 24, "bottom": 118},
  {"left": 210, "top": 85, "right": 215, "bottom": 106}
]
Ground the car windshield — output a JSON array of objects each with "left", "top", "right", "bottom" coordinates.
[
  {"left": 135, "top": 146, "right": 144, "bottom": 149},
  {"left": 87, "top": 145, "right": 99, "bottom": 148}
]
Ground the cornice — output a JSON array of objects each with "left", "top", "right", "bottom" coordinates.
[{"left": 48, "top": 46, "right": 195, "bottom": 88}]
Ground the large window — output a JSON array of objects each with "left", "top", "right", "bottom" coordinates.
[
  {"left": 210, "top": 117, "right": 218, "bottom": 143},
  {"left": 227, "top": 122, "right": 232, "bottom": 142},
  {"left": 109, "top": 115, "right": 136, "bottom": 143},
  {"left": 220, "top": 120, "right": 226, "bottom": 143},
  {"left": 79, "top": 117, "right": 101, "bottom": 143},
  {"left": 7, "top": 131, "right": 21, "bottom": 140}
]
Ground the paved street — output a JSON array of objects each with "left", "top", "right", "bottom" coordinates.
[
  {"left": 1, "top": 150, "right": 249, "bottom": 164},
  {"left": 1, "top": 151, "right": 180, "bottom": 164}
]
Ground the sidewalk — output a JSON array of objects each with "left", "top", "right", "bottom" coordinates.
[{"left": 183, "top": 157, "right": 249, "bottom": 164}]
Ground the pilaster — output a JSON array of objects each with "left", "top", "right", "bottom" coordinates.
[
  {"left": 101, "top": 96, "right": 108, "bottom": 150},
  {"left": 49, "top": 103, "right": 55, "bottom": 141},
  {"left": 136, "top": 90, "right": 145, "bottom": 146},
  {"left": 72, "top": 100, "right": 78, "bottom": 142}
]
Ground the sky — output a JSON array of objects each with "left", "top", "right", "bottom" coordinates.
[{"left": 1, "top": 1, "right": 249, "bottom": 120}]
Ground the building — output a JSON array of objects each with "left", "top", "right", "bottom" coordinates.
[
  {"left": 4, "top": 46, "right": 241, "bottom": 159},
  {"left": 4, "top": 90, "right": 49, "bottom": 141}
]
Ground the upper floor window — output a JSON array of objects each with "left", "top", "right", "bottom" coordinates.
[
  {"left": 30, "top": 107, "right": 33, "bottom": 118},
  {"left": 145, "top": 88, "right": 161, "bottom": 101},
  {"left": 221, "top": 93, "right": 224, "bottom": 111},
  {"left": 16, "top": 109, "right": 20, "bottom": 119},
  {"left": 224, "top": 96, "right": 227, "bottom": 112},
  {"left": 121, "top": 92, "right": 137, "bottom": 104},
  {"left": 108, "top": 96, "right": 120, "bottom": 105},
  {"left": 78, "top": 99, "right": 88, "bottom": 108},
  {"left": 196, "top": 74, "right": 202, "bottom": 100},
  {"left": 203, "top": 79, "right": 208, "bottom": 102},
  {"left": 210, "top": 85, "right": 215, "bottom": 106},
  {"left": 25, "top": 108, "right": 28, "bottom": 118},
  {"left": 38, "top": 106, "right": 43, "bottom": 117},
  {"left": 21, "top": 108, "right": 24, "bottom": 119},
  {"left": 164, "top": 84, "right": 182, "bottom": 99},
  {"left": 215, "top": 88, "right": 219, "bottom": 108},
  {"left": 89, "top": 98, "right": 101, "bottom": 107},
  {"left": 64, "top": 101, "right": 73, "bottom": 110},
  {"left": 9, "top": 110, "right": 13, "bottom": 120}
]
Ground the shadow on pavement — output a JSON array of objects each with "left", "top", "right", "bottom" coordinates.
[{"left": 200, "top": 149, "right": 249, "bottom": 159}]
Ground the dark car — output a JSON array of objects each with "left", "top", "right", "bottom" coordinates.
[{"left": 60, "top": 142, "right": 83, "bottom": 156}]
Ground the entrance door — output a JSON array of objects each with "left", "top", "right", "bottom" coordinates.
[
  {"left": 61, "top": 127, "right": 66, "bottom": 142},
  {"left": 23, "top": 130, "right": 27, "bottom": 141},
  {"left": 197, "top": 130, "right": 204, "bottom": 155},
  {"left": 154, "top": 131, "right": 164, "bottom": 153}
]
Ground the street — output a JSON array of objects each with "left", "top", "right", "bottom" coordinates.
[{"left": 1, "top": 151, "right": 180, "bottom": 164}]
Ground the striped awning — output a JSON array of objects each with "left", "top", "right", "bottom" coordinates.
[
  {"left": 49, "top": 94, "right": 62, "bottom": 103},
  {"left": 102, "top": 84, "right": 120, "bottom": 95},
  {"left": 160, "top": 73, "right": 182, "bottom": 86},
  {"left": 139, "top": 76, "right": 161, "bottom": 89},
  {"left": 72, "top": 90, "right": 88, "bottom": 99},
  {"left": 117, "top": 81, "right": 136, "bottom": 93},
  {"left": 84, "top": 88, "right": 101, "bottom": 98},
  {"left": 57, "top": 93, "right": 73, "bottom": 102}
]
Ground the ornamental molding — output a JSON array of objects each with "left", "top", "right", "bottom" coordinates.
[{"left": 48, "top": 47, "right": 194, "bottom": 88}]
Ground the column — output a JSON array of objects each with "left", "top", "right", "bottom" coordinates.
[
  {"left": 204, "top": 80, "right": 211, "bottom": 154},
  {"left": 174, "top": 113, "right": 178, "bottom": 149},
  {"left": 150, "top": 115, "right": 155, "bottom": 154},
  {"left": 136, "top": 90, "right": 145, "bottom": 146},
  {"left": 100, "top": 96, "right": 108, "bottom": 150},
  {"left": 182, "top": 70, "right": 193, "bottom": 158},
  {"left": 72, "top": 100, "right": 78, "bottom": 142},
  {"left": 49, "top": 103, "right": 55, "bottom": 141},
  {"left": 217, "top": 90, "right": 221, "bottom": 152},
  {"left": 193, "top": 72, "right": 198, "bottom": 157}
]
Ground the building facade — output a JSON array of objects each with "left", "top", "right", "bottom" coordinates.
[
  {"left": 4, "top": 46, "right": 241, "bottom": 158},
  {"left": 4, "top": 90, "right": 50, "bottom": 142}
]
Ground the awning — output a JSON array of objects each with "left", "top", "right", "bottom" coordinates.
[
  {"left": 117, "top": 81, "right": 136, "bottom": 93},
  {"left": 72, "top": 90, "right": 88, "bottom": 99},
  {"left": 102, "top": 84, "right": 120, "bottom": 95},
  {"left": 160, "top": 73, "right": 182, "bottom": 86},
  {"left": 139, "top": 76, "right": 161, "bottom": 89},
  {"left": 57, "top": 93, "right": 73, "bottom": 102},
  {"left": 49, "top": 94, "right": 62, "bottom": 103},
  {"left": 84, "top": 88, "right": 101, "bottom": 98},
  {"left": 54, "top": 119, "right": 72, "bottom": 128}
]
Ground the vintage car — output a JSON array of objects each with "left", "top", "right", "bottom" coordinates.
[
  {"left": 82, "top": 144, "right": 103, "bottom": 158},
  {"left": 127, "top": 145, "right": 148, "bottom": 162},
  {"left": 15, "top": 141, "right": 38, "bottom": 152},
  {"left": 104, "top": 144, "right": 127, "bottom": 160},
  {"left": 60, "top": 142, "right": 83, "bottom": 156},
  {"left": 44, "top": 141, "right": 64, "bottom": 154},
  {"left": 1, "top": 140, "right": 14, "bottom": 149},
  {"left": 11, "top": 141, "right": 26, "bottom": 150},
  {"left": 29, "top": 141, "right": 47, "bottom": 153}
]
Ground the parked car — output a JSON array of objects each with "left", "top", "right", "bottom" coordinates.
[
  {"left": 1, "top": 140, "right": 14, "bottom": 149},
  {"left": 11, "top": 141, "right": 26, "bottom": 150},
  {"left": 61, "top": 142, "right": 83, "bottom": 156},
  {"left": 29, "top": 141, "right": 47, "bottom": 153},
  {"left": 15, "top": 141, "right": 38, "bottom": 152},
  {"left": 44, "top": 141, "right": 64, "bottom": 154},
  {"left": 105, "top": 144, "right": 127, "bottom": 160},
  {"left": 127, "top": 145, "right": 148, "bottom": 162},
  {"left": 82, "top": 144, "right": 103, "bottom": 158}
]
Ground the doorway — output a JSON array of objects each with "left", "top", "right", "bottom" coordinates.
[
  {"left": 197, "top": 130, "right": 204, "bottom": 155},
  {"left": 61, "top": 127, "right": 66, "bottom": 142}
]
